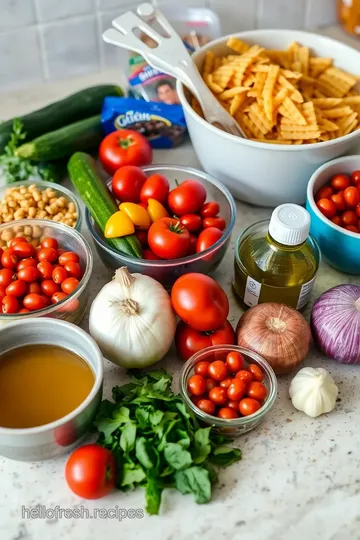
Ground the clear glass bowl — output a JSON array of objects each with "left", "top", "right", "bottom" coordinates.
[
  {"left": 86, "top": 164, "right": 236, "bottom": 289},
  {"left": 180, "top": 345, "right": 278, "bottom": 436},
  {"left": 0, "top": 180, "right": 82, "bottom": 231},
  {"left": 0, "top": 220, "right": 93, "bottom": 327}
]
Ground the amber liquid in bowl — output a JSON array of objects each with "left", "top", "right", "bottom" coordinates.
[{"left": 0, "top": 344, "right": 95, "bottom": 429}]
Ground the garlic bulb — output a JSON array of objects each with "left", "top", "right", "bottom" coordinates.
[
  {"left": 289, "top": 367, "right": 338, "bottom": 418},
  {"left": 89, "top": 267, "right": 176, "bottom": 369}
]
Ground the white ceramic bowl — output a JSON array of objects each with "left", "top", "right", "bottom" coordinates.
[{"left": 177, "top": 29, "right": 360, "bottom": 207}]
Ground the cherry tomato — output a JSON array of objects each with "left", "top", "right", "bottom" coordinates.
[
  {"left": 205, "top": 378, "right": 217, "bottom": 393},
  {"left": 18, "top": 266, "right": 41, "bottom": 283},
  {"left": 23, "top": 293, "right": 47, "bottom": 311},
  {"left": 12, "top": 242, "right": 35, "bottom": 259},
  {"left": 99, "top": 130, "right": 152, "bottom": 176},
  {"left": 41, "top": 237, "right": 58, "bottom": 250},
  {"left": 194, "top": 361, "right": 210, "bottom": 377},
  {"left": 41, "top": 295, "right": 51, "bottom": 308},
  {"left": 209, "top": 386, "right": 228, "bottom": 405},
  {"left": 235, "top": 370, "right": 253, "bottom": 384},
  {"left": 351, "top": 170, "right": 360, "bottom": 184},
  {"left": 28, "top": 282, "right": 41, "bottom": 294},
  {"left": 219, "top": 377, "right": 233, "bottom": 389},
  {"left": 1, "top": 250, "right": 18, "bottom": 269},
  {"left": 227, "top": 400, "right": 240, "bottom": 411},
  {"left": 196, "top": 227, "right": 222, "bottom": 253},
  {"left": 175, "top": 319, "right": 235, "bottom": 361},
  {"left": 196, "top": 399, "right": 216, "bottom": 415},
  {"left": 330, "top": 174, "right": 350, "bottom": 191},
  {"left": 330, "top": 191, "right": 345, "bottom": 212},
  {"left": 0, "top": 285, "right": 5, "bottom": 302},
  {"left": 2, "top": 295, "right": 19, "bottom": 314},
  {"left": 188, "top": 234, "right": 197, "bottom": 255},
  {"left": 142, "top": 249, "right": 162, "bottom": 260},
  {"left": 187, "top": 374, "right": 206, "bottom": 396},
  {"left": 344, "top": 186, "right": 360, "bottom": 208},
  {"left": 6, "top": 279, "right": 26, "bottom": 297},
  {"left": 208, "top": 360, "right": 228, "bottom": 381},
  {"left": 0, "top": 246, "right": 3, "bottom": 263},
  {"left": 57, "top": 248, "right": 66, "bottom": 257},
  {"left": 64, "top": 262, "right": 82, "bottom": 279},
  {"left": 315, "top": 185, "right": 333, "bottom": 201},
  {"left": 140, "top": 174, "right": 169, "bottom": 205},
  {"left": 248, "top": 364, "right": 264, "bottom": 382},
  {"left": 112, "top": 165, "right": 147, "bottom": 203},
  {"left": 148, "top": 217, "right": 190, "bottom": 259},
  {"left": 345, "top": 225, "right": 358, "bottom": 233},
  {"left": 37, "top": 247, "right": 58, "bottom": 263},
  {"left": 17, "top": 257, "right": 37, "bottom": 270},
  {"left": 226, "top": 351, "right": 244, "bottom": 372},
  {"left": 342, "top": 210, "right": 358, "bottom": 226},
  {"left": 37, "top": 261, "right": 54, "bottom": 279},
  {"left": 331, "top": 215, "right": 343, "bottom": 227},
  {"left": 218, "top": 407, "right": 238, "bottom": 419},
  {"left": 171, "top": 273, "right": 229, "bottom": 332},
  {"left": 52, "top": 265, "right": 68, "bottom": 284},
  {"left": 202, "top": 217, "right": 226, "bottom": 231},
  {"left": 9, "top": 236, "right": 27, "bottom": 248},
  {"left": 51, "top": 291, "right": 68, "bottom": 304},
  {"left": 239, "top": 398, "right": 261, "bottom": 416},
  {"left": 247, "top": 381, "right": 267, "bottom": 400},
  {"left": 135, "top": 230, "right": 148, "bottom": 247},
  {"left": 201, "top": 201, "right": 220, "bottom": 218},
  {"left": 227, "top": 379, "right": 246, "bottom": 401},
  {"left": 59, "top": 252, "right": 80, "bottom": 266},
  {"left": 65, "top": 444, "right": 116, "bottom": 500},
  {"left": 179, "top": 214, "right": 202, "bottom": 233},
  {"left": 168, "top": 179, "right": 206, "bottom": 216},
  {"left": 356, "top": 203, "right": 360, "bottom": 218},
  {"left": 61, "top": 277, "right": 80, "bottom": 295},
  {"left": 316, "top": 198, "right": 337, "bottom": 219},
  {"left": 18, "top": 308, "right": 30, "bottom": 313},
  {"left": 41, "top": 280, "right": 60, "bottom": 297},
  {"left": 0, "top": 268, "right": 15, "bottom": 288}
]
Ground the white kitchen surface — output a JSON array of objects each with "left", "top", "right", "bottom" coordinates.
[{"left": 1, "top": 25, "right": 360, "bottom": 540}]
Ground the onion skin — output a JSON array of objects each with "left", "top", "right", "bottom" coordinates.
[
  {"left": 236, "top": 303, "right": 311, "bottom": 374},
  {"left": 311, "top": 284, "right": 360, "bottom": 364}
]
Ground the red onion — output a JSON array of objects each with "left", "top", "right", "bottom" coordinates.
[{"left": 311, "top": 284, "right": 360, "bottom": 364}]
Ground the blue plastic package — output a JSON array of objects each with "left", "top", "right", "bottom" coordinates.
[{"left": 101, "top": 97, "right": 187, "bottom": 149}]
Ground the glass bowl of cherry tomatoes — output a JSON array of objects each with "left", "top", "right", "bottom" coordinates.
[
  {"left": 180, "top": 345, "right": 277, "bottom": 436},
  {"left": 306, "top": 155, "right": 360, "bottom": 274},
  {"left": 0, "top": 219, "right": 93, "bottom": 327}
]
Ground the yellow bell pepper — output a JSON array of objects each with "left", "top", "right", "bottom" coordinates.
[
  {"left": 119, "top": 202, "right": 151, "bottom": 230},
  {"left": 104, "top": 211, "right": 135, "bottom": 239},
  {"left": 147, "top": 198, "right": 169, "bottom": 222}
]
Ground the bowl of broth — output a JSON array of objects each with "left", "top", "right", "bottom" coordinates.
[{"left": 0, "top": 318, "right": 103, "bottom": 461}]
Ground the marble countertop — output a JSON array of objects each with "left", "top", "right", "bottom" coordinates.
[{"left": 2, "top": 26, "right": 360, "bottom": 540}]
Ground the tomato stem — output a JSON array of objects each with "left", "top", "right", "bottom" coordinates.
[{"left": 118, "top": 136, "right": 134, "bottom": 149}]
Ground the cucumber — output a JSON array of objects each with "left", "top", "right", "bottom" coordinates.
[
  {"left": 15, "top": 116, "right": 103, "bottom": 161},
  {"left": 0, "top": 84, "right": 123, "bottom": 153},
  {"left": 67, "top": 152, "right": 142, "bottom": 259}
]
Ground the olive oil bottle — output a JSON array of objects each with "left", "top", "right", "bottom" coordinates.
[{"left": 233, "top": 204, "right": 320, "bottom": 310}]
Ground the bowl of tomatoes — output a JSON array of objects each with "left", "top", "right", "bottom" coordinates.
[
  {"left": 306, "top": 155, "right": 360, "bottom": 274},
  {"left": 85, "top": 165, "right": 236, "bottom": 289},
  {"left": 180, "top": 345, "right": 277, "bottom": 436}
]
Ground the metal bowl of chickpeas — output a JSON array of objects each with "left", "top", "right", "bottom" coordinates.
[{"left": 0, "top": 181, "right": 81, "bottom": 230}]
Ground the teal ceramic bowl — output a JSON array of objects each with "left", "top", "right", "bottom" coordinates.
[{"left": 306, "top": 155, "right": 360, "bottom": 274}]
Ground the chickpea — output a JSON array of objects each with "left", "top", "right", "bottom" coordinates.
[
  {"left": 64, "top": 219, "right": 73, "bottom": 226},
  {"left": 28, "top": 207, "right": 37, "bottom": 218},
  {"left": 8, "top": 200, "right": 17, "bottom": 209},
  {"left": 19, "top": 187, "right": 27, "bottom": 195},
  {"left": 32, "top": 225, "right": 42, "bottom": 238},
  {"left": 56, "top": 198, "right": 65, "bottom": 208},
  {"left": 37, "top": 210, "right": 47, "bottom": 219},
  {"left": 31, "top": 238, "right": 39, "bottom": 248},
  {"left": 14, "top": 209, "right": 26, "bottom": 220},
  {"left": 1, "top": 230, "right": 14, "bottom": 242},
  {"left": 28, "top": 184, "right": 37, "bottom": 192},
  {"left": 72, "top": 212, "right": 78, "bottom": 220},
  {"left": 42, "top": 194, "right": 49, "bottom": 204},
  {"left": 33, "top": 191, "right": 41, "bottom": 202},
  {"left": 3, "top": 215, "right": 13, "bottom": 223},
  {"left": 24, "top": 225, "right": 32, "bottom": 236},
  {"left": 53, "top": 214, "right": 61, "bottom": 222},
  {"left": 47, "top": 190, "right": 56, "bottom": 198},
  {"left": 68, "top": 202, "right": 76, "bottom": 213}
]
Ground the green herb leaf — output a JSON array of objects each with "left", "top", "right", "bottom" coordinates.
[
  {"left": 173, "top": 429, "right": 191, "bottom": 449},
  {"left": 135, "top": 437, "right": 154, "bottom": 469},
  {"left": 193, "top": 427, "right": 211, "bottom": 464},
  {"left": 94, "top": 406, "right": 130, "bottom": 440},
  {"left": 175, "top": 467, "right": 211, "bottom": 504},
  {"left": 209, "top": 446, "right": 242, "bottom": 466},
  {"left": 149, "top": 409, "right": 164, "bottom": 427},
  {"left": 145, "top": 470, "right": 163, "bottom": 515},
  {"left": 120, "top": 422, "right": 136, "bottom": 453},
  {"left": 121, "top": 462, "right": 146, "bottom": 488},
  {"left": 164, "top": 443, "right": 192, "bottom": 470}
]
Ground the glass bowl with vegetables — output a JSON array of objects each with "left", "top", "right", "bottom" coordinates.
[
  {"left": 180, "top": 345, "right": 277, "bottom": 436},
  {"left": 0, "top": 219, "right": 92, "bottom": 327},
  {"left": 83, "top": 163, "right": 236, "bottom": 289}
]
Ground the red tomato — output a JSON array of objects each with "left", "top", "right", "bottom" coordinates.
[
  {"left": 37, "top": 261, "right": 54, "bottom": 279},
  {"left": 37, "top": 247, "right": 58, "bottom": 263},
  {"left": 28, "top": 282, "right": 41, "bottom": 294},
  {"left": 112, "top": 166, "right": 147, "bottom": 203},
  {"left": 64, "top": 262, "right": 82, "bottom": 279},
  {"left": 187, "top": 374, "right": 206, "bottom": 396},
  {"left": 316, "top": 198, "right": 337, "bottom": 219},
  {"left": 330, "top": 191, "right": 345, "bottom": 212},
  {"left": 59, "top": 251, "right": 79, "bottom": 266},
  {"left": 344, "top": 186, "right": 360, "bottom": 208},
  {"left": 248, "top": 364, "right": 264, "bottom": 382},
  {"left": 140, "top": 174, "right": 169, "bottom": 205},
  {"left": 57, "top": 248, "right": 66, "bottom": 257},
  {"left": 196, "top": 399, "right": 216, "bottom": 415},
  {"left": 148, "top": 217, "right": 190, "bottom": 259},
  {"left": 19, "top": 308, "right": 30, "bottom": 314},
  {"left": 351, "top": 170, "right": 360, "bottom": 184},
  {"left": 2, "top": 295, "right": 19, "bottom": 314},
  {"left": 168, "top": 180, "right": 206, "bottom": 216},
  {"left": 41, "top": 237, "right": 58, "bottom": 250},
  {"left": 331, "top": 216, "right": 342, "bottom": 227},
  {"left": 218, "top": 407, "right": 238, "bottom": 419},
  {"left": 171, "top": 273, "right": 229, "bottom": 331},
  {"left": 239, "top": 398, "right": 261, "bottom": 416},
  {"left": 65, "top": 444, "right": 116, "bottom": 499},
  {"left": 342, "top": 210, "right": 358, "bottom": 226},
  {"left": 52, "top": 266, "right": 68, "bottom": 285},
  {"left": 18, "top": 266, "right": 41, "bottom": 283},
  {"left": 330, "top": 174, "right": 350, "bottom": 191},
  {"left": 235, "top": 370, "right": 253, "bottom": 384},
  {"left": 194, "top": 361, "right": 210, "bottom": 377},
  {"left": 23, "top": 293, "right": 47, "bottom": 311},
  {"left": 0, "top": 247, "right": 3, "bottom": 263},
  {"left": 51, "top": 291, "right": 68, "bottom": 304},
  {"left": 0, "top": 285, "right": 5, "bottom": 302},
  {"left": 219, "top": 377, "right": 233, "bottom": 389},
  {"left": 0, "top": 268, "right": 15, "bottom": 288},
  {"left": 179, "top": 214, "right": 202, "bottom": 233},
  {"left": 205, "top": 378, "right": 217, "bottom": 393},
  {"left": 202, "top": 217, "right": 226, "bottom": 231},
  {"left": 175, "top": 319, "right": 235, "bottom": 361},
  {"left": 135, "top": 230, "right": 148, "bottom": 247},
  {"left": 17, "top": 257, "right": 37, "bottom": 270},
  {"left": 99, "top": 130, "right": 152, "bottom": 176},
  {"left": 247, "top": 381, "right": 267, "bottom": 400},
  {"left": 188, "top": 234, "right": 197, "bottom": 255},
  {"left": 142, "top": 249, "right": 162, "bottom": 260},
  {"left": 345, "top": 225, "right": 358, "bottom": 233},
  {"left": 6, "top": 279, "right": 26, "bottom": 297},
  {"left": 1, "top": 250, "right": 17, "bottom": 269},
  {"left": 208, "top": 360, "right": 228, "bottom": 381},
  {"left": 196, "top": 227, "right": 222, "bottom": 253},
  {"left": 356, "top": 203, "right": 360, "bottom": 218},
  {"left": 226, "top": 351, "right": 244, "bottom": 372},
  {"left": 9, "top": 236, "right": 27, "bottom": 248},
  {"left": 227, "top": 379, "right": 246, "bottom": 401},
  {"left": 209, "top": 386, "right": 228, "bottom": 405},
  {"left": 228, "top": 400, "right": 240, "bottom": 411},
  {"left": 41, "top": 280, "right": 60, "bottom": 297},
  {"left": 61, "top": 277, "right": 80, "bottom": 295},
  {"left": 13, "top": 242, "right": 35, "bottom": 259},
  {"left": 201, "top": 201, "right": 220, "bottom": 218}
]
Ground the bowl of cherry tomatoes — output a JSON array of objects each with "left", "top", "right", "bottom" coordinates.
[
  {"left": 85, "top": 164, "right": 236, "bottom": 289},
  {"left": 180, "top": 345, "right": 277, "bottom": 436},
  {"left": 0, "top": 219, "right": 93, "bottom": 326},
  {"left": 306, "top": 155, "right": 360, "bottom": 274}
]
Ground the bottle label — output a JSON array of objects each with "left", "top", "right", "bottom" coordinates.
[
  {"left": 296, "top": 276, "right": 316, "bottom": 310},
  {"left": 243, "top": 276, "right": 262, "bottom": 307}
]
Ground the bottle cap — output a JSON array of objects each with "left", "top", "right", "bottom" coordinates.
[{"left": 268, "top": 204, "right": 310, "bottom": 246}]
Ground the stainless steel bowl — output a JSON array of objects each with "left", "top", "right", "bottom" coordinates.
[{"left": 0, "top": 319, "right": 103, "bottom": 461}]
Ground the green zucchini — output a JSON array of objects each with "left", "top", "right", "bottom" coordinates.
[
  {"left": 0, "top": 84, "right": 123, "bottom": 154},
  {"left": 67, "top": 152, "right": 142, "bottom": 259},
  {"left": 15, "top": 116, "right": 103, "bottom": 161}
]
